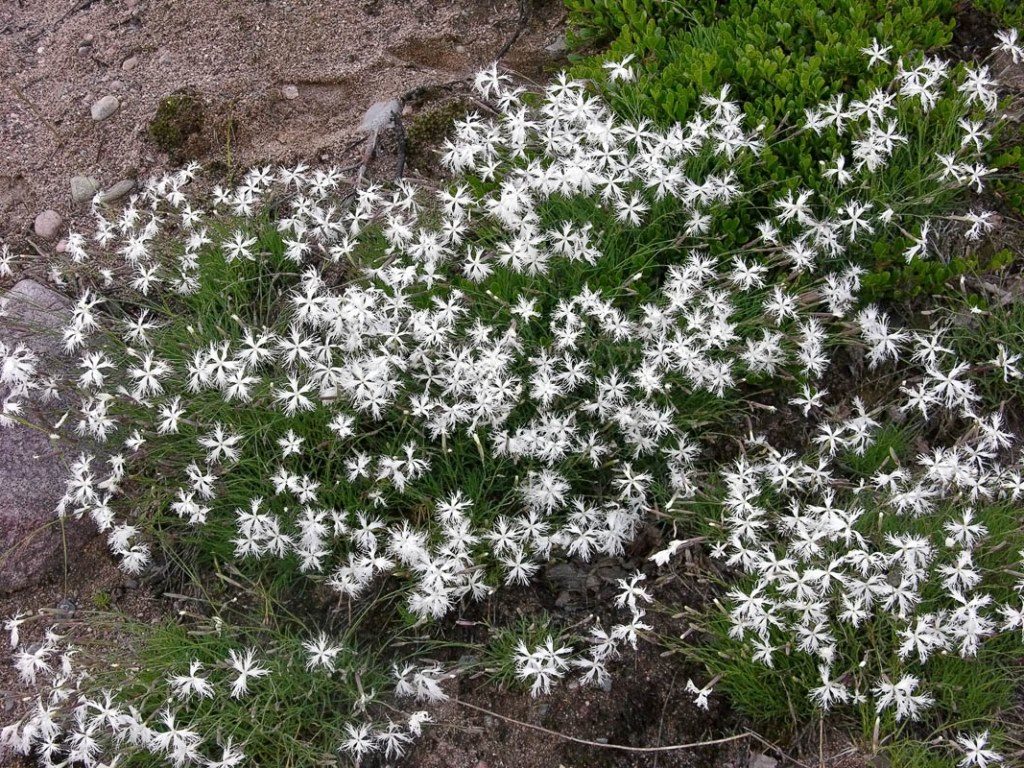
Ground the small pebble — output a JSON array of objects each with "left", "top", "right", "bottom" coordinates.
[
  {"left": 99, "top": 179, "right": 136, "bottom": 203},
  {"left": 91, "top": 94, "right": 120, "bottom": 121},
  {"left": 122, "top": 55, "right": 139, "bottom": 71},
  {"left": 33, "top": 209, "right": 63, "bottom": 240},
  {"left": 110, "top": 80, "right": 125, "bottom": 91},
  {"left": 70, "top": 175, "right": 100, "bottom": 204},
  {"left": 750, "top": 754, "right": 780, "bottom": 768},
  {"left": 281, "top": 84, "right": 299, "bottom": 100},
  {"left": 545, "top": 35, "right": 567, "bottom": 54}
]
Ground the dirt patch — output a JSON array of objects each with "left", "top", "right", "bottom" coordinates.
[
  {"left": 400, "top": 545, "right": 757, "bottom": 768},
  {"left": 406, "top": 651, "right": 729, "bottom": 768},
  {"left": 951, "top": 1, "right": 1000, "bottom": 59},
  {"left": 0, "top": 0, "right": 568, "bottom": 246},
  {"left": 0, "top": 534, "right": 169, "bottom": 768},
  {"left": 405, "top": 588, "right": 735, "bottom": 768}
]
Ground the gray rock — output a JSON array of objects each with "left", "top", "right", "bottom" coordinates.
[
  {"left": 57, "top": 597, "right": 77, "bottom": 618},
  {"left": 359, "top": 98, "right": 400, "bottom": 134},
  {"left": 281, "top": 84, "right": 299, "bottom": 100},
  {"left": 545, "top": 35, "right": 567, "bottom": 54},
  {"left": 121, "top": 55, "right": 139, "bottom": 71},
  {"left": 90, "top": 94, "right": 120, "bottom": 121},
  {"left": 749, "top": 754, "right": 779, "bottom": 768},
  {"left": 0, "top": 280, "right": 98, "bottom": 594},
  {"left": 98, "top": 179, "right": 135, "bottom": 204},
  {"left": 70, "top": 175, "right": 100, "bottom": 204},
  {"left": 33, "top": 210, "right": 63, "bottom": 240},
  {"left": 995, "top": 52, "right": 1024, "bottom": 90}
]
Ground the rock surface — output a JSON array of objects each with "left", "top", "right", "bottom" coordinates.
[
  {"left": 33, "top": 209, "right": 63, "bottom": 240},
  {"left": 90, "top": 94, "right": 120, "bottom": 121},
  {"left": 70, "top": 175, "right": 100, "bottom": 204},
  {"left": 545, "top": 35, "right": 567, "bottom": 54},
  {"left": 0, "top": 279, "right": 97, "bottom": 594},
  {"left": 98, "top": 179, "right": 136, "bottom": 203}
]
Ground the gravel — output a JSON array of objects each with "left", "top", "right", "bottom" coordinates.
[{"left": 0, "top": 0, "right": 564, "bottom": 245}]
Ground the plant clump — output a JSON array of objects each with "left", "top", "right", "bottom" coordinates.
[
  {"left": 0, "top": 24, "right": 1022, "bottom": 768},
  {"left": 404, "top": 99, "right": 471, "bottom": 172},
  {"left": 148, "top": 88, "right": 206, "bottom": 160}
]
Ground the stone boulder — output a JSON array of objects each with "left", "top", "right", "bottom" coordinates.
[{"left": 0, "top": 280, "right": 98, "bottom": 594}]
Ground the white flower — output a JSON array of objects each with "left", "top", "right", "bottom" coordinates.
[
  {"left": 169, "top": 660, "right": 214, "bottom": 701},
  {"left": 955, "top": 731, "right": 1004, "bottom": 768},
  {"left": 685, "top": 677, "right": 714, "bottom": 710},
  {"left": 995, "top": 28, "right": 1022, "bottom": 63},
  {"left": 222, "top": 230, "right": 258, "bottom": 262},
  {"left": 602, "top": 54, "right": 636, "bottom": 83},
  {"left": 859, "top": 38, "right": 892, "bottom": 68},
  {"left": 303, "top": 632, "right": 343, "bottom": 672},
  {"left": 228, "top": 648, "right": 270, "bottom": 698},
  {"left": 872, "top": 675, "right": 933, "bottom": 721}
]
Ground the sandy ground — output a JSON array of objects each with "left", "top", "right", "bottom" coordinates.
[{"left": 0, "top": 0, "right": 567, "bottom": 246}]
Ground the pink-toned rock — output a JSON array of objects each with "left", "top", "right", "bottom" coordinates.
[
  {"left": 33, "top": 209, "right": 62, "bottom": 240},
  {"left": 0, "top": 279, "right": 98, "bottom": 594}
]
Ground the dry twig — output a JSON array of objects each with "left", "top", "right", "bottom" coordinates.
[{"left": 454, "top": 698, "right": 813, "bottom": 766}]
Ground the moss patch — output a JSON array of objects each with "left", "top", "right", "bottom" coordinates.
[
  {"left": 149, "top": 88, "right": 205, "bottom": 160},
  {"left": 405, "top": 99, "right": 470, "bottom": 173}
]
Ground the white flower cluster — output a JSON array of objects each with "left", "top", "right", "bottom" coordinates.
[
  {"left": 703, "top": 379, "right": 1024, "bottom": 717},
  {"left": 0, "top": 31, "right": 1018, "bottom": 766},
  {"left": 0, "top": 620, "right": 433, "bottom": 766}
]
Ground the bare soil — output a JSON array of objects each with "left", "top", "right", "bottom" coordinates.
[{"left": 0, "top": 0, "right": 568, "bottom": 247}]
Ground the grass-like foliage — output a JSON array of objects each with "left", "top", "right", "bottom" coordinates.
[{"left": 0, "top": 24, "right": 1022, "bottom": 768}]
